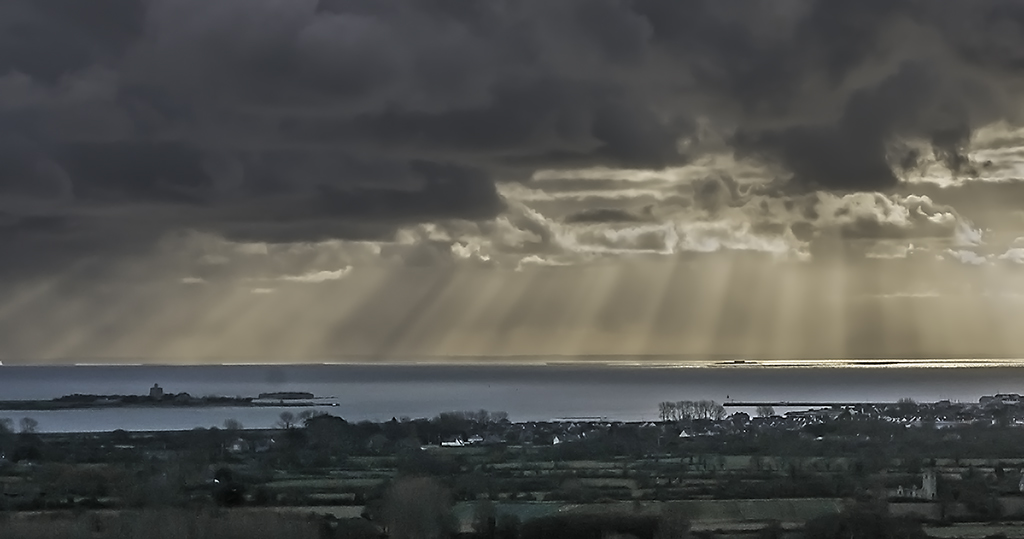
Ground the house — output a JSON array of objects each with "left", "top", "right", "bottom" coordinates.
[
  {"left": 980, "top": 394, "right": 1021, "bottom": 407},
  {"left": 998, "top": 394, "right": 1021, "bottom": 405}
]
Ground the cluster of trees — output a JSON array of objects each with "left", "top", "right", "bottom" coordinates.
[
  {"left": 0, "top": 417, "right": 42, "bottom": 463},
  {"left": 0, "top": 417, "right": 39, "bottom": 435},
  {"left": 269, "top": 409, "right": 509, "bottom": 434},
  {"left": 657, "top": 400, "right": 726, "bottom": 422},
  {"left": 256, "top": 409, "right": 515, "bottom": 469},
  {"left": 275, "top": 409, "right": 348, "bottom": 430},
  {"left": 433, "top": 410, "right": 509, "bottom": 425}
]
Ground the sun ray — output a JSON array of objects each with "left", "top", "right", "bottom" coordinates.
[
  {"left": 816, "top": 256, "right": 847, "bottom": 361},
  {"left": 607, "top": 257, "right": 675, "bottom": 357},
  {"left": 486, "top": 266, "right": 566, "bottom": 356},
  {"left": 431, "top": 270, "right": 508, "bottom": 356},
  {"left": 765, "top": 261, "right": 803, "bottom": 360},
  {"left": 554, "top": 262, "right": 625, "bottom": 356},
  {"left": 688, "top": 254, "right": 739, "bottom": 358},
  {"left": 368, "top": 269, "right": 459, "bottom": 360}
]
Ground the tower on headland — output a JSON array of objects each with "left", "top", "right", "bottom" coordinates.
[{"left": 149, "top": 384, "right": 164, "bottom": 400}]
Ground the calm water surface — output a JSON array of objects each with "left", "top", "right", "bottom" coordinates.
[{"left": 0, "top": 361, "right": 1020, "bottom": 432}]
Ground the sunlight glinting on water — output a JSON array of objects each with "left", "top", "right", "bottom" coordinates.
[{"left": 290, "top": 357, "right": 1024, "bottom": 369}]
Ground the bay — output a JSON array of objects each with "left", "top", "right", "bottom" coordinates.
[{"left": 0, "top": 361, "right": 1020, "bottom": 432}]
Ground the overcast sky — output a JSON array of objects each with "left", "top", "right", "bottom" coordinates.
[{"left": 4, "top": 0, "right": 1024, "bottom": 362}]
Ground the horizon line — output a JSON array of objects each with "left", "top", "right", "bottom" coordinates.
[{"left": 0, "top": 357, "right": 1016, "bottom": 369}]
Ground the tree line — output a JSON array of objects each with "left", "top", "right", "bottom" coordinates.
[{"left": 657, "top": 400, "right": 726, "bottom": 422}]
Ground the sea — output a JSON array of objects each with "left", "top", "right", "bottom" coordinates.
[{"left": 0, "top": 359, "right": 1022, "bottom": 433}]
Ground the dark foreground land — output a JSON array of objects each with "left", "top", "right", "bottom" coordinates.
[{"left": 5, "top": 398, "right": 1024, "bottom": 538}]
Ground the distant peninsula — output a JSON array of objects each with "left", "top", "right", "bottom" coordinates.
[
  {"left": 0, "top": 384, "right": 328, "bottom": 411},
  {"left": 257, "top": 392, "right": 314, "bottom": 400}
]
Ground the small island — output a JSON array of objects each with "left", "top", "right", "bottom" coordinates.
[{"left": 0, "top": 384, "right": 325, "bottom": 411}]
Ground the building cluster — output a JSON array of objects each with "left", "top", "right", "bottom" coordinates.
[{"left": 414, "top": 394, "right": 1024, "bottom": 452}]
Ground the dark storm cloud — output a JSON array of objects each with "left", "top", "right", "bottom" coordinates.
[
  {"left": 2, "top": 0, "right": 1024, "bottom": 273},
  {"left": 734, "top": 61, "right": 986, "bottom": 189}
]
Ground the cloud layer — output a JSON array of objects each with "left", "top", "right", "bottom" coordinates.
[{"left": 3, "top": 0, "right": 1024, "bottom": 277}]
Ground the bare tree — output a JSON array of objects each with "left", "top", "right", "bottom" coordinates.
[
  {"left": 756, "top": 405, "right": 776, "bottom": 418},
  {"left": 670, "top": 401, "right": 682, "bottom": 420},
  {"left": 658, "top": 402, "right": 672, "bottom": 422},
  {"left": 658, "top": 400, "right": 726, "bottom": 421},
  {"left": 277, "top": 411, "right": 296, "bottom": 430},
  {"left": 19, "top": 417, "right": 38, "bottom": 434},
  {"left": 0, "top": 418, "right": 14, "bottom": 455},
  {"left": 678, "top": 401, "right": 695, "bottom": 420},
  {"left": 223, "top": 418, "right": 243, "bottom": 431},
  {"left": 698, "top": 400, "right": 713, "bottom": 419}
]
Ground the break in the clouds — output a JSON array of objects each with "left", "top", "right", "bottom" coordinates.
[{"left": 5, "top": 1, "right": 1024, "bottom": 360}]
